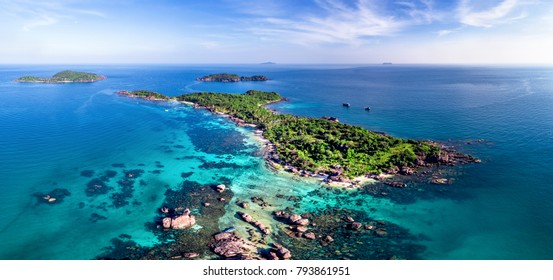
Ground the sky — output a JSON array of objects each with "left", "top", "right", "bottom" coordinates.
[{"left": 1, "top": 0, "right": 552, "bottom": 64}]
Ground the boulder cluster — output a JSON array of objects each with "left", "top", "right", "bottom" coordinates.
[{"left": 161, "top": 208, "right": 196, "bottom": 230}]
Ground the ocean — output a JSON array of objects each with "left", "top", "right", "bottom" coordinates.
[{"left": 0, "top": 64, "right": 552, "bottom": 259}]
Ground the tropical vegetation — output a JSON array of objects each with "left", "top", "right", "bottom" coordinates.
[
  {"left": 16, "top": 70, "right": 104, "bottom": 83},
  {"left": 177, "top": 90, "right": 442, "bottom": 177}
]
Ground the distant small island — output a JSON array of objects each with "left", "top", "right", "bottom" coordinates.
[
  {"left": 16, "top": 70, "right": 105, "bottom": 83},
  {"left": 196, "top": 73, "right": 269, "bottom": 82},
  {"left": 261, "top": 62, "right": 276, "bottom": 64}
]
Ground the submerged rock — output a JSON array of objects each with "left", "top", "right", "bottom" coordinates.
[
  {"left": 349, "top": 222, "right": 362, "bottom": 230},
  {"left": 270, "top": 243, "right": 292, "bottom": 260},
  {"left": 273, "top": 210, "right": 290, "bottom": 219},
  {"left": 295, "top": 226, "right": 308, "bottom": 233},
  {"left": 80, "top": 170, "right": 95, "bottom": 177},
  {"left": 288, "top": 214, "right": 301, "bottom": 224},
  {"left": 251, "top": 196, "right": 271, "bottom": 207},
  {"left": 85, "top": 178, "right": 111, "bottom": 196},
  {"left": 375, "top": 228, "right": 388, "bottom": 237},
  {"left": 34, "top": 188, "right": 71, "bottom": 204},
  {"left": 304, "top": 232, "right": 316, "bottom": 240},
  {"left": 238, "top": 212, "right": 271, "bottom": 235},
  {"left": 431, "top": 178, "right": 449, "bottom": 185},
  {"left": 183, "top": 252, "right": 199, "bottom": 259},
  {"left": 323, "top": 235, "right": 334, "bottom": 243},
  {"left": 238, "top": 212, "right": 254, "bottom": 223},
  {"left": 90, "top": 213, "right": 108, "bottom": 223}
]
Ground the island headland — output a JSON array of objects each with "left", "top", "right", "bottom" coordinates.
[
  {"left": 196, "top": 73, "right": 269, "bottom": 82},
  {"left": 117, "top": 89, "right": 480, "bottom": 188},
  {"left": 16, "top": 70, "right": 105, "bottom": 83}
]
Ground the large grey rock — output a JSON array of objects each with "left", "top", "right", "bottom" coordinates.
[
  {"left": 215, "top": 184, "right": 226, "bottom": 193},
  {"left": 163, "top": 208, "right": 196, "bottom": 229}
]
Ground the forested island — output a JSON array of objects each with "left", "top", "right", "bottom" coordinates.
[
  {"left": 16, "top": 70, "right": 105, "bottom": 83},
  {"left": 196, "top": 73, "right": 269, "bottom": 82},
  {"left": 118, "top": 89, "right": 479, "bottom": 183}
]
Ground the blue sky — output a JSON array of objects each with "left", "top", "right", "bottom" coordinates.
[{"left": 1, "top": 0, "right": 552, "bottom": 64}]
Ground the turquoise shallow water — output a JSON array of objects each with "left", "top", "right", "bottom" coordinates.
[{"left": 0, "top": 65, "right": 552, "bottom": 259}]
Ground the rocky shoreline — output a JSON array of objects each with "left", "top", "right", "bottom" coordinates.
[
  {"left": 116, "top": 89, "right": 480, "bottom": 189},
  {"left": 185, "top": 100, "right": 480, "bottom": 189}
]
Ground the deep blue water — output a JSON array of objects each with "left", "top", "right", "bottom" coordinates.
[{"left": 0, "top": 64, "right": 552, "bottom": 259}]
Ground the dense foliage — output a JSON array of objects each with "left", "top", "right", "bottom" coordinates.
[
  {"left": 123, "top": 90, "right": 169, "bottom": 100},
  {"left": 240, "top": 75, "right": 269, "bottom": 81},
  {"left": 178, "top": 90, "right": 441, "bottom": 177},
  {"left": 196, "top": 73, "right": 269, "bottom": 82},
  {"left": 16, "top": 70, "right": 104, "bottom": 83},
  {"left": 16, "top": 76, "right": 47, "bottom": 82},
  {"left": 51, "top": 70, "right": 103, "bottom": 82}
]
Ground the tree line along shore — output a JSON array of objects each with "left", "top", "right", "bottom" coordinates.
[
  {"left": 117, "top": 89, "right": 480, "bottom": 184},
  {"left": 16, "top": 70, "right": 105, "bottom": 83}
]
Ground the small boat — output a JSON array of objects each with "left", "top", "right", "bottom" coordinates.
[
  {"left": 364, "top": 106, "right": 371, "bottom": 111},
  {"left": 223, "top": 227, "right": 236, "bottom": 233},
  {"left": 342, "top": 103, "right": 350, "bottom": 107}
]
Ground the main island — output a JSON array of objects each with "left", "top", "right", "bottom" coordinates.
[{"left": 118, "top": 89, "right": 479, "bottom": 185}]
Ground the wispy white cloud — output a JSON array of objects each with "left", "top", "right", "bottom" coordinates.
[
  {"left": 223, "top": 0, "right": 284, "bottom": 17},
  {"left": 458, "top": 0, "right": 524, "bottom": 28},
  {"left": 22, "top": 15, "right": 59, "bottom": 31},
  {"left": 0, "top": 0, "right": 105, "bottom": 31},
  {"left": 245, "top": 0, "right": 417, "bottom": 45},
  {"left": 397, "top": 0, "right": 444, "bottom": 24},
  {"left": 436, "top": 29, "right": 453, "bottom": 36}
]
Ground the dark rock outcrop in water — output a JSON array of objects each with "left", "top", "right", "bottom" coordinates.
[
  {"left": 97, "top": 179, "right": 235, "bottom": 260},
  {"left": 208, "top": 232, "right": 259, "bottom": 259},
  {"left": 85, "top": 178, "right": 111, "bottom": 196},
  {"left": 33, "top": 188, "right": 71, "bottom": 204},
  {"left": 271, "top": 208, "right": 426, "bottom": 260},
  {"left": 238, "top": 212, "right": 271, "bottom": 235},
  {"left": 266, "top": 243, "right": 292, "bottom": 260}
]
